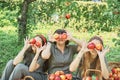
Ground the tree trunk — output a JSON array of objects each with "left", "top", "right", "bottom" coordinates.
[{"left": 17, "top": 0, "right": 36, "bottom": 44}]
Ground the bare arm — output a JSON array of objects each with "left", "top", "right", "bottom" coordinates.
[
  {"left": 29, "top": 46, "right": 46, "bottom": 72},
  {"left": 96, "top": 47, "right": 110, "bottom": 79},
  {"left": 41, "top": 42, "right": 51, "bottom": 59},
  {"left": 13, "top": 37, "right": 30, "bottom": 65},
  {"left": 69, "top": 41, "right": 89, "bottom": 72}
]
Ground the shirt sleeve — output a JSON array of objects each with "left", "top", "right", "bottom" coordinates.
[
  {"left": 37, "top": 57, "right": 46, "bottom": 65},
  {"left": 70, "top": 44, "right": 78, "bottom": 54}
]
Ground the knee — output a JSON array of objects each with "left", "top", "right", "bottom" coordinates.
[
  {"left": 6, "top": 60, "right": 14, "bottom": 66},
  {"left": 14, "top": 64, "right": 28, "bottom": 71}
]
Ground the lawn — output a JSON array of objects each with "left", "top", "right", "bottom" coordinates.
[{"left": 0, "top": 26, "right": 120, "bottom": 76}]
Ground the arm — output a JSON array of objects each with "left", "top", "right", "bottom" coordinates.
[
  {"left": 69, "top": 50, "right": 84, "bottom": 72},
  {"left": 66, "top": 31, "right": 82, "bottom": 51},
  {"left": 69, "top": 41, "right": 89, "bottom": 72},
  {"left": 13, "top": 37, "right": 30, "bottom": 65},
  {"left": 29, "top": 45, "right": 46, "bottom": 72},
  {"left": 96, "top": 47, "right": 110, "bottom": 79},
  {"left": 41, "top": 42, "right": 51, "bottom": 59}
]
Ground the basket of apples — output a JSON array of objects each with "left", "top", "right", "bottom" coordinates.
[
  {"left": 82, "top": 69, "right": 102, "bottom": 80},
  {"left": 48, "top": 70, "right": 72, "bottom": 80},
  {"left": 108, "top": 62, "right": 120, "bottom": 80}
]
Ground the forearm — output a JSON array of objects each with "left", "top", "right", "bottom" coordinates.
[
  {"left": 69, "top": 51, "right": 83, "bottom": 72},
  {"left": 13, "top": 48, "right": 26, "bottom": 65},
  {"left": 41, "top": 42, "right": 51, "bottom": 59},
  {"left": 70, "top": 37, "right": 82, "bottom": 47},
  {"left": 99, "top": 57, "right": 109, "bottom": 79},
  {"left": 29, "top": 53, "right": 40, "bottom": 72}
]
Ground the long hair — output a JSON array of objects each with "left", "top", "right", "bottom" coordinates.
[{"left": 80, "top": 36, "right": 103, "bottom": 78}]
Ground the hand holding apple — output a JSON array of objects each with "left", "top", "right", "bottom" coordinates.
[{"left": 23, "top": 36, "right": 31, "bottom": 50}]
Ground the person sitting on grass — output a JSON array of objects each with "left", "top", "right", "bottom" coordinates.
[
  {"left": 1, "top": 34, "right": 48, "bottom": 80},
  {"left": 70, "top": 36, "right": 110, "bottom": 80}
]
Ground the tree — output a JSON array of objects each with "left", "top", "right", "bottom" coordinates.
[{"left": 17, "top": 0, "right": 36, "bottom": 44}]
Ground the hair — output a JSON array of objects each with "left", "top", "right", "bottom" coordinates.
[
  {"left": 53, "top": 29, "right": 69, "bottom": 45},
  {"left": 80, "top": 36, "right": 103, "bottom": 78}
]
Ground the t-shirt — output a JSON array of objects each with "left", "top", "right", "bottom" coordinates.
[
  {"left": 48, "top": 43, "right": 78, "bottom": 74},
  {"left": 23, "top": 51, "right": 46, "bottom": 73}
]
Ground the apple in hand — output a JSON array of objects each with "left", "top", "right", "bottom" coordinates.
[
  {"left": 87, "top": 43, "right": 95, "bottom": 49},
  {"left": 62, "top": 33, "right": 67, "bottom": 39},
  {"left": 54, "top": 33, "right": 59, "bottom": 40},
  {"left": 29, "top": 38, "right": 36, "bottom": 44},
  {"left": 35, "top": 42, "right": 41, "bottom": 47},
  {"left": 95, "top": 43, "right": 102, "bottom": 51}
]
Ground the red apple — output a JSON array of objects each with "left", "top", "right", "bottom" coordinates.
[
  {"left": 86, "top": 76, "right": 92, "bottom": 80},
  {"left": 55, "top": 71, "right": 61, "bottom": 76},
  {"left": 35, "top": 42, "right": 41, "bottom": 47},
  {"left": 62, "top": 33, "right": 67, "bottom": 39},
  {"left": 65, "top": 74, "right": 72, "bottom": 80},
  {"left": 29, "top": 38, "right": 36, "bottom": 44},
  {"left": 55, "top": 76, "right": 61, "bottom": 80},
  {"left": 109, "top": 72, "right": 113, "bottom": 78},
  {"left": 113, "top": 74, "right": 119, "bottom": 80},
  {"left": 59, "top": 71, "right": 65, "bottom": 75},
  {"left": 60, "top": 75, "right": 66, "bottom": 80},
  {"left": 96, "top": 76, "right": 99, "bottom": 80},
  {"left": 95, "top": 43, "right": 102, "bottom": 51},
  {"left": 54, "top": 33, "right": 59, "bottom": 40},
  {"left": 112, "top": 68, "right": 117, "bottom": 74},
  {"left": 65, "top": 14, "right": 70, "bottom": 19},
  {"left": 49, "top": 74, "right": 56, "bottom": 80},
  {"left": 87, "top": 43, "right": 95, "bottom": 49}
]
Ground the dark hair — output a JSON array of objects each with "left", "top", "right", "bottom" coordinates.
[
  {"left": 35, "top": 34, "right": 47, "bottom": 46},
  {"left": 53, "top": 29, "right": 69, "bottom": 45},
  {"left": 88, "top": 36, "right": 103, "bottom": 46}
]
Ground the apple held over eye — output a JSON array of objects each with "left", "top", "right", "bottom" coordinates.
[
  {"left": 62, "top": 33, "right": 67, "bottom": 39},
  {"left": 54, "top": 33, "right": 59, "bottom": 40},
  {"left": 29, "top": 38, "right": 36, "bottom": 44},
  {"left": 87, "top": 43, "right": 95, "bottom": 49},
  {"left": 95, "top": 43, "right": 102, "bottom": 51},
  {"left": 65, "top": 14, "right": 70, "bottom": 19},
  {"left": 35, "top": 42, "right": 41, "bottom": 47}
]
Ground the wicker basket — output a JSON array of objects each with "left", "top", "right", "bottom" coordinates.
[
  {"left": 108, "top": 62, "right": 120, "bottom": 70},
  {"left": 22, "top": 76, "right": 35, "bottom": 80},
  {"left": 84, "top": 69, "right": 103, "bottom": 80}
]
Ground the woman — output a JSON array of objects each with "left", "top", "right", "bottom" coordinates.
[
  {"left": 41, "top": 29, "right": 82, "bottom": 74},
  {"left": 70, "top": 36, "right": 109, "bottom": 80},
  {"left": 1, "top": 34, "right": 47, "bottom": 80}
]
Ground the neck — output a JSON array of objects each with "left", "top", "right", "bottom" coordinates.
[{"left": 56, "top": 44, "right": 65, "bottom": 54}]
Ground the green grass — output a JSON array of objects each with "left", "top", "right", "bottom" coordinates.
[{"left": 0, "top": 26, "right": 120, "bottom": 76}]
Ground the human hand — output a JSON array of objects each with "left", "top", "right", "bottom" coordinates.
[
  {"left": 79, "top": 40, "right": 90, "bottom": 54},
  {"left": 48, "top": 30, "right": 56, "bottom": 42},
  {"left": 95, "top": 46, "right": 110, "bottom": 57},
  {"left": 66, "top": 30, "right": 73, "bottom": 41},
  {"left": 36, "top": 44, "right": 47, "bottom": 54},
  {"left": 23, "top": 36, "right": 31, "bottom": 50}
]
